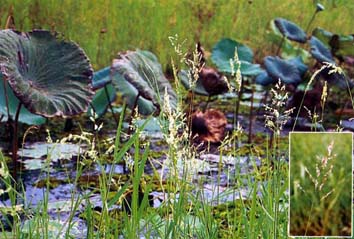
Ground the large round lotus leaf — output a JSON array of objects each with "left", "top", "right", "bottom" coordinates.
[
  {"left": 255, "top": 71, "right": 276, "bottom": 86},
  {"left": 0, "top": 30, "right": 94, "bottom": 117},
  {"left": 111, "top": 50, "right": 177, "bottom": 116},
  {"left": 274, "top": 18, "right": 307, "bottom": 43},
  {"left": 264, "top": 56, "right": 301, "bottom": 84},
  {"left": 92, "top": 66, "right": 111, "bottom": 90},
  {"left": 211, "top": 38, "right": 254, "bottom": 73},
  {"left": 178, "top": 70, "right": 209, "bottom": 96},
  {"left": 88, "top": 83, "right": 116, "bottom": 118},
  {"left": 1, "top": 74, "right": 46, "bottom": 125},
  {"left": 288, "top": 57, "right": 308, "bottom": 76},
  {"left": 310, "top": 36, "right": 335, "bottom": 64}
]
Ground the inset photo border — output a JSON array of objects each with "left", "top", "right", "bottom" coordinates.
[{"left": 289, "top": 132, "right": 353, "bottom": 238}]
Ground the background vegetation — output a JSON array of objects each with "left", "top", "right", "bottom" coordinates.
[
  {"left": 290, "top": 132, "right": 352, "bottom": 236},
  {"left": 1, "top": 0, "right": 353, "bottom": 70}
]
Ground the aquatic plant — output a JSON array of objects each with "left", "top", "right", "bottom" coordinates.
[
  {"left": 0, "top": 29, "right": 93, "bottom": 178},
  {"left": 111, "top": 50, "right": 177, "bottom": 116}
]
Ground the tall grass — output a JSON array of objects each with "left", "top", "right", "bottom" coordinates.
[{"left": 1, "top": 0, "right": 353, "bottom": 70}]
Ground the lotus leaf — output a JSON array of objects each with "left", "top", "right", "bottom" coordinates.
[
  {"left": 88, "top": 83, "right": 116, "bottom": 118},
  {"left": 255, "top": 71, "right": 276, "bottom": 86},
  {"left": 288, "top": 57, "right": 308, "bottom": 76},
  {"left": 264, "top": 56, "right": 301, "bottom": 84},
  {"left": 92, "top": 66, "right": 111, "bottom": 90},
  {"left": 0, "top": 73, "right": 46, "bottom": 125},
  {"left": 178, "top": 70, "right": 209, "bottom": 96},
  {"left": 211, "top": 38, "right": 262, "bottom": 76},
  {"left": 312, "top": 28, "right": 354, "bottom": 57},
  {"left": 111, "top": 50, "right": 177, "bottom": 116},
  {"left": 274, "top": 18, "right": 307, "bottom": 43},
  {"left": 310, "top": 36, "right": 335, "bottom": 64},
  {"left": 0, "top": 29, "right": 94, "bottom": 118}
]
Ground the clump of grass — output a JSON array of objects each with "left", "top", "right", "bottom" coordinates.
[{"left": 290, "top": 133, "right": 352, "bottom": 236}]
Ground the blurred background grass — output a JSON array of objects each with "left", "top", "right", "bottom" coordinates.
[
  {"left": 290, "top": 132, "right": 352, "bottom": 236},
  {"left": 0, "top": 0, "right": 353, "bottom": 70}
]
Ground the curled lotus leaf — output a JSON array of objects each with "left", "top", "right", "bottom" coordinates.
[
  {"left": 111, "top": 50, "right": 177, "bottom": 116},
  {"left": 274, "top": 18, "right": 307, "bottom": 43},
  {"left": 310, "top": 36, "right": 335, "bottom": 64},
  {"left": 264, "top": 56, "right": 301, "bottom": 85},
  {"left": 0, "top": 29, "right": 94, "bottom": 117},
  {"left": 92, "top": 66, "right": 111, "bottom": 90}
]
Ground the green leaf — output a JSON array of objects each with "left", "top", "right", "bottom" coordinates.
[
  {"left": 312, "top": 28, "right": 354, "bottom": 57},
  {"left": 274, "top": 18, "right": 307, "bottom": 43},
  {"left": 0, "top": 29, "right": 94, "bottom": 118},
  {"left": 111, "top": 49, "right": 177, "bottom": 116},
  {"left": 264, "top": 56, "right": 302, "bottom": 84},
  {"left": 92, "top": 66, "right": 111, "bottom": 90},
  {"left": 212, "top": 38, "right": 259, "bottom": 75},
  {"left": 0, "top": 74, "right": 46, "bottom": 125},
  {"left": 88, "top": 83, "right": 116, "bottom": 118},
  {"left": 178, "top": 69, "right": 210, "bottom": 96},
  {"left": 310, "top": 36, "right": 335, "bottom": 64}
]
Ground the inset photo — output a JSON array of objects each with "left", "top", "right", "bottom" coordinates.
[{"left": 289, "top": 132, "right": 352, "bottom": 237}]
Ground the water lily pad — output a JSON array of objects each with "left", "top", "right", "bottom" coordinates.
[
  {"left": 18, "top": 142, "right": 83, "bottom": 162},
  {"left": 264, "top": 56, "right": 301, "bottom": 84},
  {"left": 0, "top": 29, "right": 94, "bottom": 117},
  {"left": 274, "top": 18, "right": 307, "bottom": 43},
  {"left": 0, "top": 74, "right": 46, "bottom": 125},
  {"left": 111, "top": 50, "right": 177, "bottom": 116},
  {"left": 310, "top": 36, "right": 335, "bottom": 64}
]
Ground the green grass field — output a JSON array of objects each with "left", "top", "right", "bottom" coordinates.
[{"left": 1, "top": 0, "right": 353, "bottom": 70}]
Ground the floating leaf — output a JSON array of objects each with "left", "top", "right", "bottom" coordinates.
[
  {"left": 18, "top": 142, "right": 82, "bottom": 162},
  {"left": 92, "top": 66, "right": 111, "bottom": 90},
  {"left": 264, "top": 56, "right": 301, "bottom": 84},
  {"left": 0, "top": 29, "right": 94, "bottom": 118},
  {"left": 88, "top": 83, "right": 116, "bottom": 118},
  {"left": 274, "top": 18, "right": 307, "bottom": 43},
  {"left": 310, "top": 36, "right": 335, "bottom": 64},
  {"left": 0, "top": 74, "right": 46, "bottom": 125},
  {"left": 111, "top": 50, "right": 177, "bottom": 116}
]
